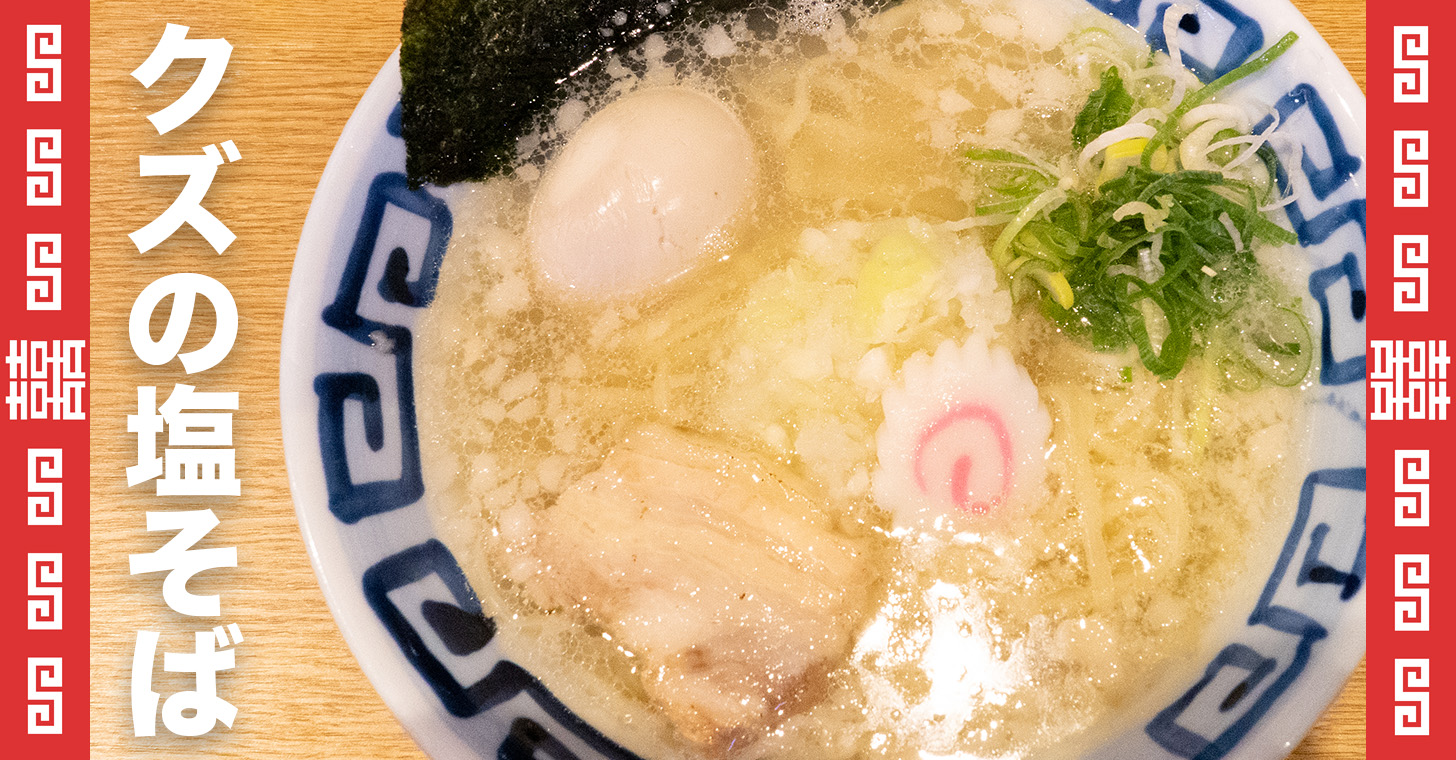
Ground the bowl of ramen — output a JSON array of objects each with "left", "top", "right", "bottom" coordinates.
[{"left": 281, "top": 0, "right": 1366, "bottom": 758}]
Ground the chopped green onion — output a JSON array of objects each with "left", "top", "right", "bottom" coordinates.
[
  {"left": 964, "top": 33, "right": 1308, "bottom": 384},
  {"left": 1141, "top": 32, "right": 1299, "bottom": 169}
]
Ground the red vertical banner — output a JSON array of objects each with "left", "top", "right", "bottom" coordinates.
[
  {"left": 1369, "top": 4, "right": 1453, "bottom": 757},
  {"left": 1, "top": 3, "right": 90, "bottom": 757}
]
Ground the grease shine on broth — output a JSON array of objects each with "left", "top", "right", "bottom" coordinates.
[{"left": 415, "top": 0, "right": 1307, "bottom": 757}]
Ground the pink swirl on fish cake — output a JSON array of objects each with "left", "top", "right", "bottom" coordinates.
[{"left": 912, "top": 403, "right": 1014, "bottom": 516}]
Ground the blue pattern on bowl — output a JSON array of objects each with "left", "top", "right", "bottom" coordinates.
[{"left": 282, "top": 2, "right": 1366, "bottom": 757}]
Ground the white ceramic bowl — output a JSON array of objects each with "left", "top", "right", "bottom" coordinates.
[{"left": 282, "top": 2, "right": 1366, "bottom": 758}]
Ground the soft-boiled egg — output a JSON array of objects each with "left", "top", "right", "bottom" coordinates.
[{"left": 526, "top": 86, "right": 756, "bottom": 300}]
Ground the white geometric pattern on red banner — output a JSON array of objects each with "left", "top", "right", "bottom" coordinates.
[
  {"left": 6, "top": 339, "right": 87, "bottom": 421},
  {"left": 1371, "top": 340, "right": 1451, "bottom": 421},
  {"left": 26, "top": 657, "right": 61, "bottom": 734},
  {"left": 1394, "top": 234, "right": 1429, "bottom": 312},
  {"left": 1396, "top": 659, "right": 1431, "bottom": 736},
  {"left": 26, "top": 233, "right": 61, "bottom": 311},
  {"left": 25, "top": 25, "right": 60, "bottom": 102},
  {"left": 1396, "top": 449, "right": 1431, "bottom": 527},
  {"left": 26, "top": 129, "right": 61, "bottom": 207},
  {"left": 27, "top": 553, "right": 61, "bottom": 631},
  {"left": 1396, "top": 554, "right": 1430, "bottom": 632},
  {"left": 1395, "top": 26, "right": 1430, "bottom": 104},
  {"left": 1395, "top": 130, "right": 1430, "bottom": 208}
]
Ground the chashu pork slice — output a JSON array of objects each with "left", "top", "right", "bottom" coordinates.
[{"left": 514, "top": 424, "right": 878, "bottom": 750}]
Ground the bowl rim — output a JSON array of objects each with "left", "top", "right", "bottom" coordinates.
[{"left": 282, "top": 47, "right": 491, "bottom": 760}]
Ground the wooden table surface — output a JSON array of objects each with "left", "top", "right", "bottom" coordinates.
[{"left": 88, "top": 0, "right": 1365, "bottom": 757}]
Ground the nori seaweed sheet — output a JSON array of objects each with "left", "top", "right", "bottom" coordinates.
[{"left": 400, "top": 0, "right": 764, "bottom": 188}]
